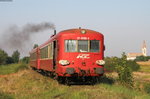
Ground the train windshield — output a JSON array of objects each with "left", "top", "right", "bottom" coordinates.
[
  {"left": 65, "top": 40, "right": 100, "bottom": 52},
  {"left": 78, "top": 40, "right": 88, "bottom": 52},
  {"left": 90, "top": 40, "right": 99, "bottom": 52},
  {"left": 65, "top": 40, "right": 77, "bottom": 52}
]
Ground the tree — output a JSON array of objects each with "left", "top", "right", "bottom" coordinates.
[
  {"left": 0, "top": 49, "right": 8, "bottom": 65},
  {"left": 135, "top": 56, "right": 150, "bottom": 62},
  {"left": 12, "top": 50, "right": 20, "bottom": 63},
  {"left": 21, "top": 56, "right": 29, "bottom": 64},
  {"left": 135, "top": 56, "right": 147, "bottom": 61},
  {"left": 33, "top": 44, "right": 38, "bottom": 49},
  {"left": 6, "top": 56, "right": 14, "bottom": 64},
  {"left": 115, "top": 52, "right": 133, "bottom": 87},
  {"left": 147, "top": 56, "right": 150, "bottom": 61}
]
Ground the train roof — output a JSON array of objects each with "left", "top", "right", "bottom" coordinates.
[
  {"left": 30, "top": 28, "right": 103, "bottom": 53},
  {"left": 59, "top": 28, "right": 103, "bottom": 35}
]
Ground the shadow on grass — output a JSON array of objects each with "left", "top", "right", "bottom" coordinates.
[
  {"left": 57, "top": 76, "right": 115, "bottom": 86},
  {"left": 97, "top": 75, "right": 115, "bottom": 85},
  {"left": 33, "top": 69, "right": 115, "bottom": 86},
  {"left": 0, "top": 91, "right": 14, "bottom": 99}
]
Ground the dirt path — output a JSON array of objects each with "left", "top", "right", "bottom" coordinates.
[
  {"left": 0, "top": 70, "right": 29, "bottom": 78},
  {"left": 0, "top": 73, "right": 18, "bottom": 78}
]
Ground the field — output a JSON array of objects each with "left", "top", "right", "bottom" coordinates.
[
  {"left": 131, "top": 62, "right": 150, "bottom": 87},
  {"left": 137, "top": 61, "right": 150, "bottom": 66},
  {"left": 0, "top": 64, "right": 28, "bottom": 75},
  {"left": 0, "top": 64, "right": 150, "bottom": 99},
  {"left": 137, "top": 62, "right": 150, "bottom": 73}
]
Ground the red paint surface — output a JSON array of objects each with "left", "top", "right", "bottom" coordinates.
[{"left": 30, "top": 29, "right": 105, "bottom": 77}]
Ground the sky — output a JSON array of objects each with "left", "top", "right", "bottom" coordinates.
[{"left": 0, "top": 0, "right": 150, "bottom": 57}]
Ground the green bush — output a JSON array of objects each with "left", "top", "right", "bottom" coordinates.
[
  {"left": 0, "top": 91, "right": 14, "bottom": 99},
  {"left": 104, "top": 55, "right": 140, "bottom": 72},
  {"left": 0, "top": 49, "right": 8, "bottom": 65},
  {"left": 135, "top": 56, "right": 150, "bottom": 62},
  {"left": 144, "top": 83, "right": 150, "bottom": 94},
  {"left": 15, "top": 64, "right": 29, "bottom": 72},
  {"left": 127, "top": 60, "right": 140, "bottom": 71},
  {"left": 105, "top": 53, "right": 134, "bottom": 87},
  {"left": 115, "top": 53, "right": 133, "bottom": 87},
  {"left": 116, "top": 65, "right": 133, "bottom": 87},
  {"left": 104, "top": 57, "right": 118, "bottom": 72}
]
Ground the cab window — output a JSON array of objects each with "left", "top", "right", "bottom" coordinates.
[
  {"left": 90, "top": 40, "right": 100, "bottom": 52},
  {"left": 65, "top": 40, "right": 77, "bottom": 52},
  {"left": 65, "top": 40, "right": 100, "bottom": 52},
  {"left": 78, "top": 40, "right": 88, "bottom": 52}
]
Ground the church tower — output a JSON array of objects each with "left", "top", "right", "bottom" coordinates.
[{"left": 142, "top": 40, "right": 147, "bottom": 56}]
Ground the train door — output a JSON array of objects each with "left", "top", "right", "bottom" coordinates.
[
  {"left": 53, "top": 40, "right": 57, "bottom": 70},
  {"left": 37, "top": 48, "right": 40, "bottom": 69}
]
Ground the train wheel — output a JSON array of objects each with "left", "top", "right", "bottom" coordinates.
[
  {"left": 57, "top": 76, "right": 65, "bottom": 84},
  {"left": 91, "top": 77, "right": 97, "bottom": 85},
  {"left": 65, "top": 77, "right": 71, "bottom": 86}
]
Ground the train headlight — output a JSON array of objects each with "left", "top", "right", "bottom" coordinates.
[
  {"left": 59, "top": 60, "right": 70, "bottom": 66},
  {"left": 96, "top": 60, "right": 105, "bottom": 65},
  {"left": 81, "top": 30, "right": 86, "bottom": 34}
]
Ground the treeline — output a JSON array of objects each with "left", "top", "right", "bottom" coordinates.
[
  {"left": 135, "top": 56, "right": 150, "bottom": 61},
  {"left": 0, "top": 49, "right": 29, "bottom": 65}
]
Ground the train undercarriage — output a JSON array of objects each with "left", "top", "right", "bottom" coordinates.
[{"left": 31, "top": 67, "right": 103, "bottom": 85}]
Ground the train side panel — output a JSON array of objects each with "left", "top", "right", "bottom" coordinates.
[{"left": 39, "top": 59, "right": 52, "bottom": 71}]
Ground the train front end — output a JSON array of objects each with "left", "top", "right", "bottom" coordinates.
[{"left": 57, "top": 29, "right": 105, "bottom": 77}]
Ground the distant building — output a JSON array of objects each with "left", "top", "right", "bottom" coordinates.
[{"left": 127, "top": 41, "right": 147, "bottom": 60}]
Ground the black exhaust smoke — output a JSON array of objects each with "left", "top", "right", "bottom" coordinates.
[
  {"left": 54, "top": 29, "right": 56, "bottom": 35},
  {"left": 0, "top": 22, "right": 55, "bottom": 56}
]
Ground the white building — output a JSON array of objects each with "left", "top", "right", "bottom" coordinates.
[{"left": 127, "top": 41, "right": 147, "bottom": 60}]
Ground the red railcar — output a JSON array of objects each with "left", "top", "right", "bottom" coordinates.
[{"left": 30, "top": 28, "right": 105, "bottom": 81}]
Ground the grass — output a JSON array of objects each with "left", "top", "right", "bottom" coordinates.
[
  {"left": 137, "top": 61, "right": 150, "bottom": 73},
  {"left": 0, "top": 69, "right": 150, "bottom": 99},
  {"left": 0, "top": 64, "right": 28, "bottom": 75},
  {"left": 0, "top": 63, "right": 150, "bottom": 99},
  {"left": 132, "top": 62, "right": 150, "bottom": 82},
  {"left": 139, "top": 65, "right": 150, "bottom": 73},
  {"left": 0, "top": 91, "right": 14, "bottom": 99},
  {"left": 137, "top": 61, "right": 150, "bottom": 66}
]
